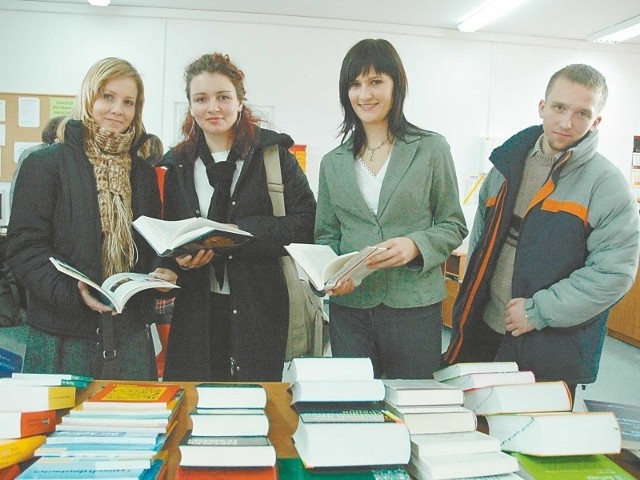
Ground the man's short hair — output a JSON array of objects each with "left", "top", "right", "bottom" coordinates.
[
  {"left": 42, "top": 116, "right": 64, "bottom": 144},
  {"left": 546, "top": 64, "right": 608, "bottom": 113}
]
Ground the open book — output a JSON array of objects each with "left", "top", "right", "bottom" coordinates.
[
  {"left": 284, "top": 243, "right": 386, "bottom": 291},
  {"left": 132, "top": 216, "right": 253, "bottom": 257},
  {"left": 50, "top": 257, "right": 178, "bottom": 314}
]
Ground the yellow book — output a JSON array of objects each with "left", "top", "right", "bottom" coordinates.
[
  {"left": 0, "top": 385, "right": 76, "bottom": 412},
  {"left": 0, "top": 435, "right": 47, "bottom": 469}
]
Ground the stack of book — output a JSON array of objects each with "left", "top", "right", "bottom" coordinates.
[
  {"left": 383, "top": 378, "right": 519, "bottom": 479},
  {"left": 0, "top": 373, "right": 85, "bottom": 477},
  {"left": 176, "top": 383, "right": 277, "bottom": 479},
  {"left": 17, "top": 382, "right": 183, "bottom": 479},
  {"left": 438, "top": 362, "right": 625, "bottom": 479},
  {"left": 289, "top": 357, "right": 411, "bottom": 474}
]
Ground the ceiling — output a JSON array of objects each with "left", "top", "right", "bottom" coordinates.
[{"left": 14, "top": 0, "right": 640, "bottom": 45}]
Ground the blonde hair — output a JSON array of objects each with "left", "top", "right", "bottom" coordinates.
[{"left": 59, "top": 57, "right": 146, "bottom": 144}]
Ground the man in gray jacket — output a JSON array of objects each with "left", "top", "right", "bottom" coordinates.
[{"left": 444, "top": 64, "right": 640, "bottom": 398}]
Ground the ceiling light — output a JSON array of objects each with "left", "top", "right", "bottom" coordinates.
[
  {"left": 458, "top": 0, "right": 529, "bottom": 33},
  {"left": 589, "top": 15, "right": 640, "bottom": 43},
  {"left": 87, "top": 0, "right": 110, "bottom": 6}
]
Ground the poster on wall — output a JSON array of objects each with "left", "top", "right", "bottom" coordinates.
[{"left": 18, "top": 97, "right": 40, "bottom": 128}]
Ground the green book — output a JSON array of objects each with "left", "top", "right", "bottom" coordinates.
[
  {"left": 277, "top": 457, "right": 410, "bottom": 480},
  {"left": 514, "top": 453, "right": 636, "bottom": 480}
]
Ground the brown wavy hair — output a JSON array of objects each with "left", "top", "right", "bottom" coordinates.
[{"left": 173, "top": 53, "right": 259, "bottom": 161}]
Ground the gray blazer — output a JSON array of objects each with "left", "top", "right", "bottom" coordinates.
[{"left": 315, "top": 130, "right": 467, "bottom": 309}]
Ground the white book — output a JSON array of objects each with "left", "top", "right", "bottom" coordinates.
[
  {"left": 195, "top": 383, "right": 267, "bottom": 409},
  {"left": 410, "top": 431, "right": 500, "bottom": 457},
  {"left": 284, "top": 243, "right": 386, "bottom": 291},
  {"left": 385, "top": 403, "right": 477, "bottom": 435},
  {"left": 408, "top": 451, "right": 519, "bottom": 480},
  {"left": 178, "top": 434, "right": 276, "bottom": 468},
  {"left": 286, "top": 357, "right": 374, "bottom": 383},
  {"left": 132, "top": 215, "right": 253, "bottom": 258},
  {"left": 49, "top": 257, "right": 178, "bottom": 314},
  {"left": 442, "top": 370, "right": 535, "bottom": 391},
  {"left": 464, "top": 381, "right": 572, "bottom": 415},
  {"left": 190, "top": 411, "right": 269, "bottom": 437},
  {"left": 433, "top": 362, "right": 519, "bottom": 382},
  {"left": 487, "top": 411, "right": 622, "bottom": 456},
  {"left": 383, "top": 379, "right": 463, "bottom": 406},
  {"left": 290, "top": 379, "right": 385, "bottom": 404}
]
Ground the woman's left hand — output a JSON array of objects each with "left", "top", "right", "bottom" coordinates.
[
  {"left": 368, "top": 237, "right": 419, "bottom": 269},
  {"left": 149, "top": 267, "right": 178, "bottom": 292}
]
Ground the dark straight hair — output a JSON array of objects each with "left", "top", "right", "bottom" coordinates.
[{"left": 338, "top": 38, "right": 420, "bottom": 157}]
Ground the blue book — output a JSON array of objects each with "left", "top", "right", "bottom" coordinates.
[
  {"left": 45, "top": 430, "right": 165, "bottom": 446},
  {"left": 0, "top": 347, "right": 22, "bottom": 377}
]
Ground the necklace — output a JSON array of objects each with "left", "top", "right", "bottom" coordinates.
[{"left": 365, "top": 139, "right": 389, "bottom": 162}]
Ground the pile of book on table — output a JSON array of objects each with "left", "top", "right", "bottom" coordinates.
[
  {"left": 383, "top": 374, "right": 519, "bottom": 479},
  {"left": 176, "top": 383, "right": 276, "bottom": 479},
  {"left": 16, "top": 380, "right": 184, "bottom": 479},
  {"left": 288, "top": 357, "right": 411, "bottom": 478},
  {"left": 438, "top": 361, "right": 632, "bottom": 480},
  {"left": 0, "top": 373, "right": 86, "bottom": 479}
]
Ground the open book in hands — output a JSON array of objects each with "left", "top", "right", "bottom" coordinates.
[
  {"left": 284, "top": 243, "right": 386, "bottom": 291},
  {"left": 49, "top": 257, "right": 179, "bottom": 313},
  {"left": 132, "top": 215, "right": 253, "bottom": 257}
]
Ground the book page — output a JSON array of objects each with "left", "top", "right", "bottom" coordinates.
[
  {"left": 323, "top": 246, "right": 386, "bottom": 289},
  {"left": 284, "top": 244, "right": 338, "bottom": 290}
]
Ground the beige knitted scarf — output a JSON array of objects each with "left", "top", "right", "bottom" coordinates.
[{"left": 84, "top": 118, "right": 136, "bottom": 279}]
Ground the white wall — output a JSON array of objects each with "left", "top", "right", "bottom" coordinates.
[{"left": 1, "top": 5, "right": 639, "bottom": 199}]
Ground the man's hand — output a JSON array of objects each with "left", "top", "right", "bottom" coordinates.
[
  {"left": 505, "top": 297, "right": 535, "bottom": 336},
  {"left": 176, "top": 249, "right": 214, "bottom": 270}
]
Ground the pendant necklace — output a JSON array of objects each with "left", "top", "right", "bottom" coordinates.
[{"left": 365, "top": 139, "right": 389, "bottom": 161}]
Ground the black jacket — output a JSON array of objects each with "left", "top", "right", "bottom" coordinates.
[
  {"left": 161, "top": 128, "right": 316, "bottom": 381},
  {"left": 7, "top": 120, "right": 161, "bottom": 339}
]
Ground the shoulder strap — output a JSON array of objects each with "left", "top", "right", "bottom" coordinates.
[{"left": 263, "top": 145, "right": 285, "bottom": 217}]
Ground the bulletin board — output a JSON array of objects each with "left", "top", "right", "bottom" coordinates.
[{"left": 0, "top": 92, "right": 75, "bottom": 182}]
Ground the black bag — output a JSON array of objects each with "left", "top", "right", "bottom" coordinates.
[{"left": 0, "top": 264, "right": 26, "bottom": 327}]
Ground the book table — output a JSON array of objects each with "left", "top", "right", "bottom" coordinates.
[{"left": 80, "top": 381, "right": 640, "bottom": 480}]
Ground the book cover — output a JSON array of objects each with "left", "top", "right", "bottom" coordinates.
[
  {"left": 83, "top": 383, "right": 182, "bottom": 410},
  {"left": 294, "top": 401, "right": 387, "bottom": 423},
  {"left": 441, "top": 370, "right": 535, "bottom": 391},
  {"left": 514, "top": 452, "right": 636, "bottom": 480},
  {"left": 0, "top": 410, "right": 57, "bottom": 438},
  {"left": 175, "top": 465, "right": 277, "bottom": 480},
  {"left": 44, "top": 430, "right": 164, "bottom": 446},
  {"left": 410, "top": 430, "right": 500, "bottom": 457},
  {"left": 17, "top": 456, "right": 154, "bottom": 474},
  {"left": 195, "top": 383, "right": 267, "bottom": 409},
  {"left": 0, "top": 464, "right": 20, "bottom": 480},
  {"left": 408, "top": 451, "right": 519, "bottom": 480},
  {"left": 0, "top": 385, "right": 76, "bottom": 412},
  {"left": 3, "top": 372, "right": 92, "bottom": 388},
  {"left": 67, "top": 406, "right": 172, "bottom": 419},
  {"left": 190, "top": 410, "right": 269, "bottom": 437},
  {"left": 382, "top": 379, "right": 463, "bottom": 406},
  {"left": 178, "top": 433, "right": 276, "bottom": 468},
  {"left": 464, "top": 381, "right": 572, "bottom": 415},
  {"left": 433, "top": 362, "right": 519, "bottom": 382},
  {"left": 132, "top": 215, "right": 253, "bottom": 257},
  {"left": 584, "top": 399, "right": 640, "bottom": 450},
  {"left": 59, "top": 415, "right": 171, "bottom": 429},
  {"left": 284, "top": 243, "right": 386, "bottom": 291},
  {"left": 0, "top": 435, "right": 47, "bottom": 469},
  {"left": 292, "top": 414, "right": 410, "bottom": 468},
  {"left": 34, "top": 436, "right": 165, "bottom": 459},
  {"left": 0, "top": 348, "right": 23, "bottom": 378},
  {"left": 384, "top": 403, "right": 477, "bottom": 434},
  {"left": 290, "top": 379, "right": 385, "bottom": 404},
  {"left": 286, "top": 357, "right": 374, "bottom": 383},
  {"left": 276, "top": 457, "right": 410, "bottom": 479},
  {"left": 49, "top": 257, "right": 178, "bottom": 313},
  {"left": 487, "top": 411, "right": 622, "bottom": 456}
]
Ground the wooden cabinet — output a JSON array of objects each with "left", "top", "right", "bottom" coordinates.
[
  {"left": 442, "top": 279, "right": 459, "bottom": 328},
  {"left": 607, "top": 272, "right": 640, "bottom": 348},
  {"left": 442, "top": 251, "right": 465, "bottom": 328}
]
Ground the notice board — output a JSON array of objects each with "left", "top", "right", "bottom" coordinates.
[{"left": 0, "top": 92, "right": 75, "bottom": 182}]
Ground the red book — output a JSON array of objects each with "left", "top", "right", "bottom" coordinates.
[
  {"left": 0, "top": 410, "right": 57, "bottom": 438},
  {"left": 176, "top": 465, "right": 277, "bottom": 479},
  {"left": 0, "top": 464, "right": 20, "bottom": 480},
  {"left": 83, "top": 383, "right": 182, "bottom": 410}
]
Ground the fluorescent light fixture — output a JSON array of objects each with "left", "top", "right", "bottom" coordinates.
[
  {"left": 87, "top": 0, "right": 110, "bottom": 6},
  {"left": 458, "top": 0, "right": 529, "bottom": 33},
  {"left": 589, "top": 15, "right": 640, "bottom": 43}
]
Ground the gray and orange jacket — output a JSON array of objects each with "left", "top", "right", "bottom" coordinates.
[{"left": 444, "top": 125, "right": 639, "bottom": 384}]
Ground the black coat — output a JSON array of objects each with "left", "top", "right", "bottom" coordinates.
[
  {"left": 7, "top": 120, "right": 162, "bottom": 339},
  {"left": 161, "top": 128, "right": 316, "bottom": 381}
]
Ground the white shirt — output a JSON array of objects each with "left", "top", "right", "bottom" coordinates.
[{"left": 354, "top": 156, "right": 390, "bottom": 216}]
